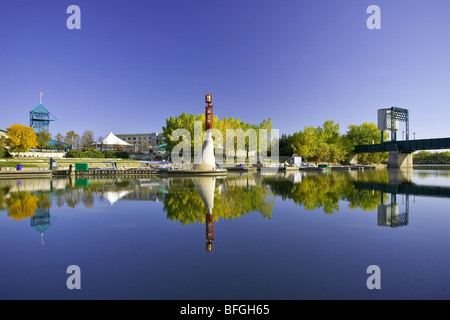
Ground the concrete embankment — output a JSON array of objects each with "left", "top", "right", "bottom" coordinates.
[{"left": 0, "top": 168, "right": 52, "bottom": 179}]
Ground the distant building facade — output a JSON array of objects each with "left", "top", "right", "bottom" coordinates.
[
  {"left": 115, "top": 132, "right": 164, "bottom": 153},
  {"left": 0, "top": 129, "right": 7, "bottom": 139}
]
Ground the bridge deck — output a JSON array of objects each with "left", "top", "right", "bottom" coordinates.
[{"left": 354, "top": 137, "right": 450, "bottom": 153}]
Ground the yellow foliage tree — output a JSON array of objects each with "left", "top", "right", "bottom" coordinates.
[
  {"left": 6, "top": 124, "right": 37, "bottom": 157},
  {"left": 7, "top": 192, "right": 39, "bottom": 221}
]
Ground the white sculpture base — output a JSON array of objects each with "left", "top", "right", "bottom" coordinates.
[{"left": 193, "top": 136, "right": 216, "bottom": 171}]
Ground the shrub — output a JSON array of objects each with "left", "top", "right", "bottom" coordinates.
[
  {"left": 65, "top": 150, "right": 83, "bottom": 158},
  {"left": 65, "top": 149, "right": 129, "bottom": 159},
  {"left": 114, "top": 151, "right": 129, "bottom": 159},
  {"left": 85, "top": 150, "right": 105, "bottom": 158}
]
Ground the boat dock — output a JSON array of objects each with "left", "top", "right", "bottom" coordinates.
[{"left": 0, "top": 163, "right": 377, "bottom": 179}]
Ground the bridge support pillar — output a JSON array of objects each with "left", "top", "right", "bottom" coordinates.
[
  {"left": 388, "top": 168, "right": 413, "bottom": 183},
  {"left": 387, "top": 151, "right": 413, "bottom": 169}
]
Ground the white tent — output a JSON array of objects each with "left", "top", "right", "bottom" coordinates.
[
  {"left": 100, "top": 132, "right": 132, "bottom": 146},
  {"left": 103, "top": 190, "right": 133, "bottom": 206}
]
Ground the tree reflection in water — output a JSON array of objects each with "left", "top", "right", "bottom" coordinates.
[
  {"left": 0, "top": 170, "right": 414, "bottom": 224},
  {"left": 7, "top": 192, "right": 39, "bottom": 221},
  {"left": 163, "top": 177, "right": 274, "bottom": 225},
  {"left": 267, "top": 171, "right": 389, "bottom": 214}
]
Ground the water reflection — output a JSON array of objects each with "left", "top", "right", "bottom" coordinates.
[
  {"left": 1, "top": 169, "right": 450, "bottom": 250},
  {"left": 353, "top": 168, "right": 450, "bottom": 227},
  {"left": 193, "top": 177, "right": 216, "bottom": 252},
  {"left": 266, "top": 170, "right": 391, "bottom": 213},
  {"left": 4, "top": 191, "right": 54, "bottom": 248}
]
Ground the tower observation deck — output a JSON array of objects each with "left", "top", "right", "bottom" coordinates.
[{"left": 30, "top": 90, "right": 56, "bottom": 133}]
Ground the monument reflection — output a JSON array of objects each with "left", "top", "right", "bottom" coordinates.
[{"left": 193, "top": 177, "right": 216, "bottom": 252}]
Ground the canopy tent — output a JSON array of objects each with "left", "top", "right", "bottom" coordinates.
[
  {"left": 103, "top": 190, "right": 133, "bottom": 206},
  {"left": 101, "top": 132, "right": 132, "bottom": 146}
]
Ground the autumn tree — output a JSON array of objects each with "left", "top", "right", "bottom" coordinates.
[
  {"left": 140, "top": 139, "right": 149, "bottom": 154},
  {"left": 6, "top": 124, "right": 37, "bottom": 157},
  {"left": 65, "top": 131, "right": 79, "bottom": 149},
  {"left": 81, "top": 130, "right": 95, "bottom": 150},
  {"left": 36, "top": 131, "right": 52, "bottom": 151},
  {"left": 55, "top": 133, "right": 66, "bottom": 151}
]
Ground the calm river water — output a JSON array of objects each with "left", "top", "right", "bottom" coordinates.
[{"left": 1, "top": 168, "right": 449, "bottom": 300}]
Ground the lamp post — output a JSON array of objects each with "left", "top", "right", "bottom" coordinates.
[{"left": 414, "top": 132, "right": 416, "bottom": 140}]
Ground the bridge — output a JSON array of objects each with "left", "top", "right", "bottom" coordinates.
[{"left": 353, "top": 107, "right": 450, "bottom": 168}]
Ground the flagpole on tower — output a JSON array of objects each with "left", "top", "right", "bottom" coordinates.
[{"left": 40, "top": 88, "right": 43, "bottom": 104}]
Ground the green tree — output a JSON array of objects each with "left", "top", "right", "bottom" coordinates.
[
  {"left": 291, "top": 121, "right": 345, "bottom": 163},
  {"left": 162, "top": 113, "right": 197, "bottom": 154},
  {"left": 6, "top": 124, "right": 37, "bottom": 157},
  {"left": 291, "top": 126, "right": 317, "bottom": 161},
  {"left": 320, "top": 120, "right": 345, "bottom": 162},
  {"left": 36, "top": 131, "right": 52, "bottom": 151},
  {"left": 162, "top": 113, "right": 273, "bottom": 161},
  {"left": 414, "top": 151, "right": 450, "bottom": 164},
  {"left": 344, "top": 122, "right": 388, "bottom": 164},
  {"left": 279, "top": 133, "right": 294, "bottom": 156},
  {"left": 0, "top": 136, "right": 7, "bottom": 158},
  {"left": 163, "top": 179, "right": 274, "bottom": 225}
]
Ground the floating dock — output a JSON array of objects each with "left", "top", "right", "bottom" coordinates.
[
  {"left": 279, "top": 166, "right": 300, "bottom": 172},
  {"left": 225, "top": 166, "right": 258, "bottom": 173}
]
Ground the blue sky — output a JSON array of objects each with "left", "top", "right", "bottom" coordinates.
[{"left": 1, "top": 0, "right": 449, "bottom": 140}]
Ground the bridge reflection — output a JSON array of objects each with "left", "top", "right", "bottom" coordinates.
[
  {"left": 353, "top": 169, "right": 450, "bottom": 228},
  {"left": 353, "top": 181, "right": 450, "bottom": 198}
]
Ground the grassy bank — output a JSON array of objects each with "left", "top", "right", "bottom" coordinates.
[{"left": 0, "top": 161, "right": 39, "bottom": 168}]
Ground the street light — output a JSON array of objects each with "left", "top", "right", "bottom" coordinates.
[{"left": 414, "top": 132, "right": 416, "bottom": 140}]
